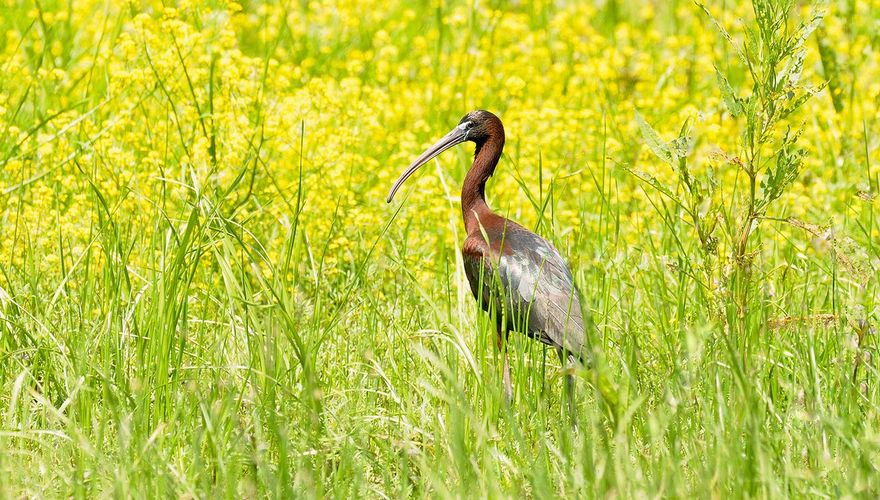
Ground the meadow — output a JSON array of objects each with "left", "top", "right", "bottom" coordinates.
[{"left": 1, "top": 0, "right": 879, "bottom": 496}]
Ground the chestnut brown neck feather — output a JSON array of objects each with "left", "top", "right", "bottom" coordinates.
[
  {"left": 461, "top": 126, "right": 504, "bottom": 235},
  {"left": 461, "top": 132, "right": 504, "bottom": 234}
]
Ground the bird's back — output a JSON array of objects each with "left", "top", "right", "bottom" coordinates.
[{"left": 462, "top": 217, "right": 586, "bottom": 357}]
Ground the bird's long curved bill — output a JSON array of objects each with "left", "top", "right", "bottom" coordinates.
[{"left": 386, "top": 125, "right": 467, "bottom": 203}]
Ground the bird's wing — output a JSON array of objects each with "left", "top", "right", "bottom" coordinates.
[
  {"left": 462, "top": 222, "right": 586, "bottom": 357},
  {"left": 497, "top": 225, "right": 586, "bottom": 356}
]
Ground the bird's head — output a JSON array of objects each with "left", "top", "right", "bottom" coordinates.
[{"left": 386, "top": 110, "right": 503, "bottom": 203}]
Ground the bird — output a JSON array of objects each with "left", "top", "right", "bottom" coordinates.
[{"left": 387, "top": 110, "right": 588, "bottom": 414}]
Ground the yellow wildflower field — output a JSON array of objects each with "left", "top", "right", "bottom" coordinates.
[{"left": 0, "top": 0, "right": 878, "bottom": 496}]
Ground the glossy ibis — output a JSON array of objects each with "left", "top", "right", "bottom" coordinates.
[{"left": 387, "top": 110, "right": 587, "bottom": 412}]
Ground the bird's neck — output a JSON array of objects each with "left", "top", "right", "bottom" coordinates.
[{"left": 462, "top": 134, "right": 504, "bottom": 235}]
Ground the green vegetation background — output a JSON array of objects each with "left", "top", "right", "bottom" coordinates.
[{"left": 0, "top": 0, "right": 878, "bottom": 496}]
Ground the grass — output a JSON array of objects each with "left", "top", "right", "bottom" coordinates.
[{"left": 1, "top": 0, "right": 879, "bottom": 497}]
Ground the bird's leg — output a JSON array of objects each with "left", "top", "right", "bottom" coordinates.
[
  {"left": 559, "top": 349, "right": 577, "bottom": 428},
  {"left": 503, "top": 348, "right": 513, "bottom": 404},
  {"left": 497, "top": 327, "right": 513, "bottom": 404},
  {"left": 541, "top": 347, "right": 547, "bottom": 396}
]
